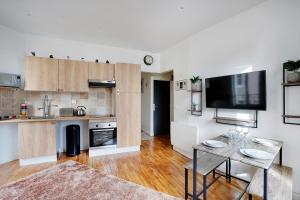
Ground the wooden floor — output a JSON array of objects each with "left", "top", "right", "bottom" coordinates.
[{"left": 0, "top": 136, "right": 254, "bottom": 199}]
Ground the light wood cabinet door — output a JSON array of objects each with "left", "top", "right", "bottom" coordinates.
[
  {"left": 88, "top": 62, "right": 115, "bottom": 80},
  {"left": 18, "top": 121, "right": 56, "bottom": 159},
  {"left": 115, "top": 63, "right": 141, "bottom": 93},
  {"left": 59, "top": 60, "right": 89, "bottom": 92},
  {"left": 24, "top": 56, "right": 59, "bottom": 91},
  {"left": 116, "top": 92, "right": 141, "bottom": 147}
]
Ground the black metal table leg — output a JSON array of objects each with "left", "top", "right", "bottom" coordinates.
[
  {"left": 193, "top": 148, "right": 198, "bottom": 200},
  {"left": 264, "top": 169, "right": 268, "bottom": 200},
  {"left": 249, "top": 194, "right": 253, "bottom": 200},
  {"left": 225, "top": 160, "right": 228, "bottom": 181},
  {"left": 185, "top": 168, "right": 188, "bottom": 199},
  {"left": 228, "top": 158, "right": 231, "bottom": 183},
  {"left": 279, "top": 147, "right": 282, "bottom": 166},
  {"left": 203, "top": 175, "right": 207, "bottom": 200}
]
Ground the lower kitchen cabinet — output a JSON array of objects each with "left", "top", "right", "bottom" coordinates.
[
  {"left": 18, "top": 121, "right": 56, "bottom": 160},
  {"left": 116, "top": 92, "right": 141, "bottom": 147}
]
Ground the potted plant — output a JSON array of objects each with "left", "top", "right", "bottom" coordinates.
[
  {"left": 190, "top": 76, "right": 201, "bottom": 91},
  {"left": 283, "top": 60, "right": 300, "bottom": 83}
]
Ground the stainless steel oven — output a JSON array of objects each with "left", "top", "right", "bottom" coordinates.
[{"left": 89, "top": 121, "right": 117, "bottom": 148}]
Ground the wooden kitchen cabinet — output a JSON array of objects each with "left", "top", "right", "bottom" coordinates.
[
  {"left": 24, "top": 56, "right": 59, "bottom": 91},
  {"left": 88, "top": 62, "right": 115, "bottom": 80},
  {"left": 18, "top": 121, "right": 56, "bottom": 159},
  {"left": 59, "top": 59, "right": 89, "bottom": 92},
  {"left": 116, "top": 92, "right": 141, "bottom": 147},
  {"left": 115, "top": 63, "right": 141, "bottom": 93},
  {"left": 115, "top": 63, "right": 141, "bottom": 147}
]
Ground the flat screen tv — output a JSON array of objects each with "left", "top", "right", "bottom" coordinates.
[{"left": 205, "top": 70, "right": 266, "bottom": 110}]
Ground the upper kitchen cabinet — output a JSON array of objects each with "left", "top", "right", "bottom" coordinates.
[
  {"left": 88, "top": 62, "right": 115, "bottom": 80},
  {"left": 58, "top": 60, "right": 89, "bottom": 92},
  {"left": 115, "top": 63, "right": 141, "bottom": 93},
  {"left": 24, "top": 56, "right": 59, "bottom": 91}
]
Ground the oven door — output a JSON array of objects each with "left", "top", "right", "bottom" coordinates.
[{"left": 89, "top": 128, "right": 117, "bottom": 148}]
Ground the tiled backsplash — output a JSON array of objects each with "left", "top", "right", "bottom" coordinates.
[
  {"left": 0, "top": 88, "right": 113, "bottom": 117},
  {"left": 0, "top": 89, "right": 24, "bottom": 116}
]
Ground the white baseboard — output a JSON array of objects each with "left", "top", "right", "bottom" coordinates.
[
  {"left": 293, "top": 192, "right": 300, "bottom": 200},
  {"left": 142, "top": 129, "right": 154, "bottom": 136},
  {"left": 89, "top": 146, "right": 140, "bottom": 157},
  {"left": 141, "top": 129, "right": 150, "bottom": 135},
  {"left": 19, "top": 155, "right": 57, "bottom": 166}
]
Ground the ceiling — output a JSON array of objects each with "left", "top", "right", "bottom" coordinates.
[{"left": 0, "top": 0, "right": 266, "bottom": 52}]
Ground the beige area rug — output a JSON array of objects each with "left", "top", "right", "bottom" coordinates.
[{"left": 0, "top": 161, "right": 180, "bottom": 200}]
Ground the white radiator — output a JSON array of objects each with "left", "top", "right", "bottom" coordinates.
[{"left": 171, "top": 122, "right": 200, "bottom": 159}]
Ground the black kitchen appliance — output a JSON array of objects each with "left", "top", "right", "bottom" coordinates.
[
  {"left": 88, "top": 80, "right": 116, "bottom": 88},
  {"left": 66, "top": 125, "right": 80, "bottom": 156},
  {"left": 89, "top": 121, "right": 117, "bottom": 148}
]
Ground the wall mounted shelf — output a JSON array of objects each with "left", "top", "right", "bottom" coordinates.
[
  {"left": 282, "top": 68, "right": 300, "bottom": 125},
  {"left": 188, "top": 79, "right": 202, "bottom": 116},
  {"left": 282, "top": 115, "right": 300, "bottom": 118},
  {"left": 281, "top": 82, "right": 300, "bottom": 87},
  {"left": 214, "top": 108, "right": 258, "bottom": 128}
]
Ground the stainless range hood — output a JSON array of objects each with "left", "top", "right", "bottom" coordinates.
[
  {"left": 88, "top": 79, "right": 116, "bottom": 88},
  {"left": 0, "top": 73, "right": 21, "bottom": 88}
]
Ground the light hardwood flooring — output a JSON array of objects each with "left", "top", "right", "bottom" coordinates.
[{"left": 0, "top": 136, "right": 256, "bottom": 199}]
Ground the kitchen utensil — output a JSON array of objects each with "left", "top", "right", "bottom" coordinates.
[
  {"left": 59, "top": 108, "right": 74, "bottom": 117},
  {"left": 74, "top": 106, "right": 86, "bottom": 116}
]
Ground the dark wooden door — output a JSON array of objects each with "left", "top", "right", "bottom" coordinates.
[{"left": 154, "top": 80, "right": 170, "bottom": 136}]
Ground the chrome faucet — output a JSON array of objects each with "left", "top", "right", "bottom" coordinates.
[{"left": 38, "top": 95, "right": 54, "bottom": 118}]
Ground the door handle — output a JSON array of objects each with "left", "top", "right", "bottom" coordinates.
[{"left": 92, "top": 129, "right": 115, "bottom": 132}]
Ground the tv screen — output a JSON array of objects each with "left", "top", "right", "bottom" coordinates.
[{"left": 205, "top": 70, "right": 266, "bottom": 110}]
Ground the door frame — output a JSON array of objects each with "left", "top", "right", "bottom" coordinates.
[{"left": 149, "top": 70, "right": 174, "bottom": 136}]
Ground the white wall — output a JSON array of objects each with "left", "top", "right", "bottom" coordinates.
[
  {"left": 160, "top": 0, "right": 300, "bottom": 194},
  {"left": 24, "top": 34, "right": 160, "bottom": 73},
  {"left": 141, "top": 72, "right": 173, "bottom": 136},
  {"left": 0, "top": 25, "right": 25, "bottom": 164},
  {"left": 0, "top": 25, "right": 160, "bottom": 164},
  {"left": 141, "top": 73, "right": 152, "bottom": 134}
]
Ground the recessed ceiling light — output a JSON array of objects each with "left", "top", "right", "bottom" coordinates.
[{"left": 178, "top": 6, "right": 185, "bottom": 11}]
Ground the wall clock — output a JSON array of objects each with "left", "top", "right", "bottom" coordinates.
[{"left": 144, "top": 55, "right": 153, "bottom": 65}]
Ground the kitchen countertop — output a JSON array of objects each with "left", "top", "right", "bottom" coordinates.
[{"left": 0, "top": 115, "right": 117, "bottom": 124}]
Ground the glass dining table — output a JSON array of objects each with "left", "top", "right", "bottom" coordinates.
[{"left": 192, "top": 134, "right": 283, "bottom": 200}]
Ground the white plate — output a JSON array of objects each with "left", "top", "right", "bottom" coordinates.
[
  {"left": 202, "top": 140, "right": 226, "bottom": 148},
  {"left": 252, "top": 138, "right": 277, "bottom": 146},
  {"left": 222, "top": 133, "right": 230, "bottom": 138},
  {"left": 240, "top": 148, "right": 273, "bottom": 160}
]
